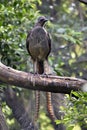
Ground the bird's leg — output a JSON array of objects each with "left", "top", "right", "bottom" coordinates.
[
  {"left": 33, "top": 60, "right": 38, "bottom": 75},
  {"left": 33, "top": 60, "right": 41, "bottom": 77},
  {"left": 44, "top": 60, "right": 51, "bottom": 75},
  {"left": 30, "top": 60, "right": 37, "bottom": 87}
]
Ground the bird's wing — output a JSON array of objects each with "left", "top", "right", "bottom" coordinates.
[
  {"left": 26, "top": 30, "right": 32, "bottom": 55},
  {"left": 46, "top": 33, "right": 51, "bottom": 58}
]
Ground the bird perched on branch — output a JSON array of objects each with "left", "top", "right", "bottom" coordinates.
[
  {"left": 26, "top": 16, "right": 51, "bottom": 74},
  {"left": 26, "top": 16, "right": 56, "bottom": 123}
]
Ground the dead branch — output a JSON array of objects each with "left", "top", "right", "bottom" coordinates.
[{"left": 0, "top": 62, "right": 87, "bottom": 94}]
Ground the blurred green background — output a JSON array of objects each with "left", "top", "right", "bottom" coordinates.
[{"left": 0, "top": 0, "right": 87, "bottom": 130}]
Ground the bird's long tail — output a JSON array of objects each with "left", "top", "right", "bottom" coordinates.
[
  {"left": 34, "top": 61, "right": 44, "bottom": 122},
  {"left": 46, "top": 92, "right": 56, "bottom": 122},
  {"left": 34, "top": 91, "right": 40, "bottom": 121}
]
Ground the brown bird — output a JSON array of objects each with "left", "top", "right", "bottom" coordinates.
[
  {"left": 26, "top": 16, "right": 51, "bottom": 74},
  {"left": 26, "top": 16, "right": 55, "bottom": 123}
]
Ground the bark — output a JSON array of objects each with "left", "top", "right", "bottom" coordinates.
[
  {"left": 79, "top": 0, "right": 87, "bottom": 4},
  {"left": 0, "top": 62, "right": 87, "bottom": 94}
]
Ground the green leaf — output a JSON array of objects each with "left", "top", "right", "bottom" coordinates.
[{"left": 55, "top": 120, "right": 62, "bottom": 125}]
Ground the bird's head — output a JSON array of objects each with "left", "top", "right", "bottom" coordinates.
[{"left": 36, "top": 16, "right": 48, "bottom": 27}]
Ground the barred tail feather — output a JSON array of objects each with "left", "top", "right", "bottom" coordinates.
[
  {"left": 46, "top": 92, "right": 56, "bottom": 122},
  {"left": 34, "top": 91, "right": 40, "bottom": 121}
]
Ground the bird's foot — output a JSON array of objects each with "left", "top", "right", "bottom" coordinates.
[
  {"left": 41, "top": 73, "right": 52, "bottom": 78},
  {"left": 33, "top": 72, "right": 40, "bottom": 76}
]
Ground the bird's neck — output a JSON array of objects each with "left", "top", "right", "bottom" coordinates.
[
  {"left": 35, "top": 22, "right": 44, "bottom": 27},
  {"left": 34, "top": 23, "right": 47, "bottom": 34}
]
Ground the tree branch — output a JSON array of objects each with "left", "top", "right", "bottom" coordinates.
[
  {"left": 79, "top": 0, "right": 87, "bottom": 4},
  {"left": 0, "top": 62, "right": 87, "bottom": 94}
]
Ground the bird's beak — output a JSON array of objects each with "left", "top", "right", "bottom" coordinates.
[{"left": 44, "top": 18, "right": 48, "bottom": 22}]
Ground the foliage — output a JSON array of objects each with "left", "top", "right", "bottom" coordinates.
[
  {"left": 56, "top": 91, "right": 87, "bottom": 130},
  {"left": 0, "top": 0, "right": 40, "bottom": 129},
  {"left": 39, "top": 110, "right": 54, "bottom": 130},
  {"left": 0, "top": 0, "right": 87, "bottom": 130},
  {"left": 0, "top": 0, "right": 40, "bottom": 69}
]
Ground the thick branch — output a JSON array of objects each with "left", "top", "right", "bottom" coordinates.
[
  {"left": 0, "top": 62, "right": 87, "bottom": 94},
  {"left": 79, "top": 0, "right": 87, "bottom": 4}
]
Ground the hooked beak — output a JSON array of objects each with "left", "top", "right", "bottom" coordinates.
[{"left": 44, "top": 18, "right": 48, "bottom": 22}]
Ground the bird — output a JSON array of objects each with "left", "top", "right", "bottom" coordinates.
[
  {"left": 26, "top": 16, "right": 56, "bottom": 123},
  {"left": 26, "top": 16, "right": 51, "bottom": 75}
]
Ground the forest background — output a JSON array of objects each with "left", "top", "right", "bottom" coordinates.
[{"left": 0, "top": 0, "right": 87, "bottom": 130}]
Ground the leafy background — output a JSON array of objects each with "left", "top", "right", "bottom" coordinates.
[{"left": 0, "top": 0, "right": 87, "bottom": 130}]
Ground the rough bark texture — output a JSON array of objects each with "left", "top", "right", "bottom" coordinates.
[{"left": 0, "top": 62, "right": 87, "bottom": 93}]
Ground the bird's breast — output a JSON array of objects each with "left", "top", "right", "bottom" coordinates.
[{"left": 28, "top": 27, "right": 50, "bottom": 60}]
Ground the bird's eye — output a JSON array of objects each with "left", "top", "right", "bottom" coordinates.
[{"left": 40, "top": 19, "right": 44, "bottom": 21}]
